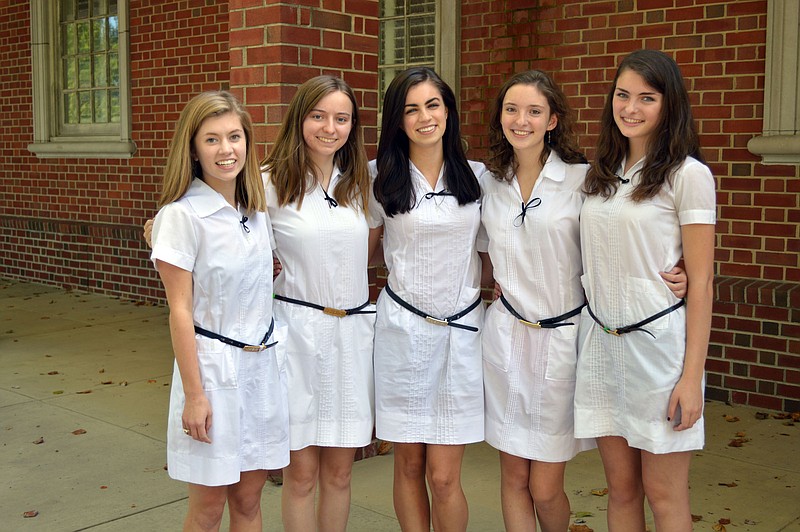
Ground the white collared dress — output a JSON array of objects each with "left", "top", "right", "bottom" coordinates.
[
  {"left": 574, "top": 156, "right": 716, "bottom": 453},
  {"left": 368, "top": 160, "right": 487, "bottom": 445},
  {"left": 266, "top": 169, "right": 375, "bottom": 450},
  {"left": 482, "top": 152, "right": 595, "bottom": 462},
  {"left": 151, "top": 178, "right": 290, "bottom": 487}
]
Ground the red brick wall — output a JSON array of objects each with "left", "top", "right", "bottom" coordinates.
[
  {"left": 460, "top": 0, "right": 799, "bottom": 411},
  {"left": 0, "top": 1, "right": 231, "bottom": 302},
  {"left": 229, "top": 0, "right": 379, "bottom": 160}
]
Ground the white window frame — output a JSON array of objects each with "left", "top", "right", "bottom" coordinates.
[
  {"left": 378, "top": 0, "right": 460, "bottom": 104},
  {"left": 747, "top": 0, "right": 800, "bottom": 165},
  {"left": 28, "top": 0, "right": 135, "bottom": 159}
]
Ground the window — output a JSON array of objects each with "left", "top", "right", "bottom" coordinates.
[
  {"left": 378, "top": 0, "right": 460, "bottom": 107},
  {"left": 747, "top": 0, "right": 800, "bottom": 164},
  {"left": 29, "top": 0, "right": 135, "bottom": 158}
]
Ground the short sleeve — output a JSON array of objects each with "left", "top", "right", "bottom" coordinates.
[
  {"left": 366, "top": 160, "right": 385, "bottom": 229},
  {"left": 151, "top": 202, "right": 198, "bottom": 272},
  {"left": 673, "top": 158, "right": 716, "bottom": 226}
]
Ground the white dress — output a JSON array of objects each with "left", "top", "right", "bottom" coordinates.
[
  {"left": 574, "top": 156, "right": 716, "bottom": 453},
  {"left": 368, "top": 160, "right": 487, "bottom": 444},
  {"left": 151, "top": 178, "right": 290, "bottom": 487},
  {"left": 482, "top": 152, "right": 595, "bottom": 462},
  {"left": 266, "top": 169, "right": 375, "bottom": 450}
]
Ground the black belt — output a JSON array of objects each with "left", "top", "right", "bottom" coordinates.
[
  {"left": 586, "top": 299, "right": 685, "bottom": 339},
  {"left": 499, "top": 294, "right": 585, "bottom": 329},
  {"left": 194, "top": 318, "right": 276, "bottom": 352},
  {"left": 384, "top": 284, "right": 482, "bottom": 332},
  {"left": 273, "top": 294, "right": 375, "bottom": 317}
]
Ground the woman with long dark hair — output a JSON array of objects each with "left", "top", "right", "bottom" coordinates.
[
  {"left": 575, "top": 49, "right": 716, "bottom": 530},
  {"left": 369, "top": 67, "right": 488, "bottom": 532}
]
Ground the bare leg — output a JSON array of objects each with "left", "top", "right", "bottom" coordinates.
[
  {"left": 596, "top": 436, "right": 646, "bottom": 532},
  {"left": 227, "top": 470, "right": 268, "bottom": 532},
  {"left": 528, "top": 460, "right": 569, "bottom": 532},
  {"left": 426, "top": 444, "right": 468, "bottom": 532},
  {"left": 393, "top": 442, "right": 431, "bottom": 532},
  {"left": 317, "top": 447, "right": 357, "bottom": 532},
  {"left": 498, "top": 452, "right": 536, "bottom": 531},
  {"left": 642, "top": 450, "right": 693, "bottom": 531},
  {"left": 184, "top": 483, "right": 227, "bottom": 532},
  {"left": 282, "top": 447, "right": 320, "bottom": 532}
]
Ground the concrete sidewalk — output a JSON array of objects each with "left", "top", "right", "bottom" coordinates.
[{"left": 1, "top": 277, "right": 798, "bottom": 531}]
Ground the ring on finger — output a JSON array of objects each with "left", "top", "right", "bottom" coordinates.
[{"left": 183, "top": 428, "right": 190, "bottom": 435}]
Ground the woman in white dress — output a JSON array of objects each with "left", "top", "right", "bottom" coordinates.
[
  {"left": 481, "top": 70, "right": 595, "bottom": 532},
  {"left": 261, "top": 75, "right": 376, "bottom": 532},
  {"left": 575, "top": 50, "right": 716, "bottom": 531},
  {"left": 369, "top": 67, "right": 489, "bottom": 532},
  {"left": 151, "top": 91, "right": 289, "bottom": 531}
]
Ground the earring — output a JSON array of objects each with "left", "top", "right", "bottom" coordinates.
[{"left": 546, "top": 130, "right": 551, "bottom": 145}]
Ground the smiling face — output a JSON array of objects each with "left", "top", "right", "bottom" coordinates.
[
  {"left": 401, "top": 80, "right": 448, "bottom": 150},
  {"left": 500, "top": 83, "right": 557, "bottom": 155},
  {"left": 302, "top": 90, "right": 353, "bottom": 167},
  {"left": 192, "top": 111, "right": 245, "bottom": 193},
  {"left": 612, "top": 69, "right": 663, "bottom": 155}
]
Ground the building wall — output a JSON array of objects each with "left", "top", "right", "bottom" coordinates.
[
  {"left": 0, "top": 0, "right": 232, "bottom": 301},
  {"left": 1, "top": 0, "right": 797, "bottom": 411},
  {"left": 459, "top": 0, "right": 800, "bottom": 412}
]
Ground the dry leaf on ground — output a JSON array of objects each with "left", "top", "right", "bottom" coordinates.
[
  {"left": 568, "top": 525, "right": 593, "bottom": 532},
  {"left": 755, "top": 411, "right": 769, "bottom": 420},
  {"left": 728, "top": 437, "right": 750, "bottom": 447},
  {"left": 72, "top": 428, "right": 87, "bottom": 435},
  {"left": 32, "top": 436, "right": 44, "bottom": 444},
  {"left": 22, "top": 510, "right": 39, "bottom": 518},
  {"left": 590, "top": 487, "right": 608, "bottom": 496},
  {"left": 712, "top": 524, "right": 726, "bottom": 532},
  {"left": 691, "top": 514, "right": 702, "bottom": 522},
  {"left": 723, "top": 415, "right": 739, "bottom": 422},
  {"left": 718, "top": 481, "right": 738, "bottom": 487}
]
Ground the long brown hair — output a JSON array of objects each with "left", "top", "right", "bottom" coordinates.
[
  {"left": 261, "top": 76, "right": 370, "bottom": 211},
  {"left": 159, "top": 91, "right": 265, "bottom": 211},
  {"left": 486, "top": 69, "right": 586, "bottom": 182},
  {"left": 584, "top": 49, "right": 704, "bottom": 201}
]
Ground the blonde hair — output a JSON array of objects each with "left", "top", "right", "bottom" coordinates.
[
  {"left": 159, "top": 91, "right": 266, "bottom": 211},
  {"left": 261, "top": 76, "right": 369, "bottom": 211}
]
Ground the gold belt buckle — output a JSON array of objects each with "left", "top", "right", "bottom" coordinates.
[
  {"left": 425, "top": 316, "right": 449, "bottom": 326},
  {"left": 602, "top": 327, "right": 621, "bottom": 337},
  {"left": 323, "top": 307, "right": 348, "bottom": 318},
  {"left": 519, "top": 319, "right": 542, "bottom": 329},
  {"left": 243, "top": 344, "right": 266, "bottom": 352}
]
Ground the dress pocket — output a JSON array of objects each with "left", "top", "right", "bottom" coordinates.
[
  {"left": 481, "top": 301, "right": 515, "bottom": 372},
  {"left": 195, "top": 335, "right": 238, "bottom": 390},
  {"left": 625, "top": 277, "right": 675, "bottom": 332},
  {"left": 544, "top": 323, "right": 579, "bottom": 381}
]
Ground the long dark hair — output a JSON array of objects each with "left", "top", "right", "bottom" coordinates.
[
  {"left": 374, "top": 67, "right": 480, "bottom": 216},
  {"left": 584, "top": 49, "right": 704, "bottom": 201},
  {"left": 261, "top": 75, "right": 370, "bottom": 210},
  {"left": 487, "top": 69, "right": 586, "bottom": 182}
]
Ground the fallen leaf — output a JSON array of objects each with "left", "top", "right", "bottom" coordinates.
[
  {"left": 718, "top": 481, "right": 738, "bottom": 487},
  {"left": 98, "top": 368, "right": 105, "bottom": 374},
  {"left": 47, "top": 371, "right": 59, "bottom": 375},
  {"left": 723, "top": 415, "right": 739, "bottom": 422},
  {"left": 72, "top": 428, "right": 87, "bottom": 435},
  {"left": 569, "top": 525, "right": 593, "bottom": 532},
  {"left": 147, "top": 379, "right": 157, "bottom": 384},
  {"left": 76, "top": 390, "right": 92, "bottom": 394},
  {"left": 52, "top": 390, "right": 64, "bottom": 395},
  {"left": 32, "top": 437, "right": 44, "bottom": 444},
  {"left": 744, "top": 519, "right": 757, "bottom": 525},
  {"left": 100, "top": 380, "right": 113, "bottom": 385},
  {"left": 100, "top": 485, "right": 108, "bottom": 489},
  {"left": 728, "top": 437, "right": 750, "bottom": 447},
  {"left": 792, "top": 412, "right": 800, "bottom": 422},
  {"left": 691, "top": 514, "right": 702, "bottom": 522},
  {"left": 755, "top": 411, "right": 770, "bottom": 420},
  {"left": 22, "top": 510, "right": 39, "bottom": 518},
  {"left": 119, "top": 381, "right": 129, "bottom": 386},
  {"left": 712, "top": 525, "right": 726, "bottom": 532},
  {"left": 772, "top": 413, "right": 790, "bottom": 420},
  {"left": 735, "top": 431, "right": 747, "bottom": 437},
  {"left": 718, "top": 518, "right": 731, "bottom": 525},
  {"left": 590, "top": 488, "right": 608, "bottom": 496}
]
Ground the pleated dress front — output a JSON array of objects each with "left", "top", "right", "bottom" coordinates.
[{"left": 267, "top": 169, "right": 375, "bottom": 450}]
